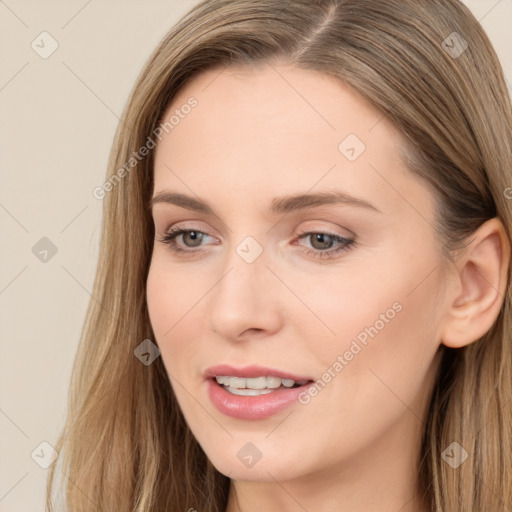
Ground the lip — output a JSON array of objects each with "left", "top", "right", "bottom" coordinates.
[
  {"left": 203, "top": 364, "right": 314, "bottom": 382},
  {"left": 204, "top": 364, "right": 315, "bottom": 421}
]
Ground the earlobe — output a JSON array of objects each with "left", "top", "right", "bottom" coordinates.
[{"left": 441, "top": 217, "right": 510, "bottom": 349}]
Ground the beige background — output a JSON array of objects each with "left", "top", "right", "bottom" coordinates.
[{"left": 0, "top": 1, "right": 510, "bottom": 510}]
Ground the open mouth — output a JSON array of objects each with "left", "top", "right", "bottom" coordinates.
[
  {"left": 206, "top": 372, "right": 316, "bottom": 419},
  {"left": 212, "top": 375, "right": 314, "bottom": 396}
]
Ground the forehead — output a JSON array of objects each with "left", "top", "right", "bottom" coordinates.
[
  {"left": 152, "top": 63, "right": 432, "bottom": 222},
  {"left": 162, "top": 62, "right": 400, "bottom": 145}
]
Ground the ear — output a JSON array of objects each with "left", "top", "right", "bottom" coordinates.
[{"left": 441, "top": 217, "right": 510, "bottom": 348}]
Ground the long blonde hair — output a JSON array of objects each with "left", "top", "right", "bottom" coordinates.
[{"left": 46, "top": 1, "right": 512, "bottom": 510}]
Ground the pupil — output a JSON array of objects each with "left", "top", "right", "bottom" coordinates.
[
  {"left": 185, "top": 231, "right": 203, "bottom": 247},
  {"left": 311, "top": 233, "right": 332, "bottom": 250}
]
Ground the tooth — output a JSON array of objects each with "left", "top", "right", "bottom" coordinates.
[
  {"left": 226, "top": 387, "right": 275, "bottom": 396},
  {"left": 215, "top": 375, "right": 305, "bottom": 389},
  {"left": 229, "top": 377, "right": 246, "bottom": 388},
  {"left": 246, "top": 377, "right": 267, "bottom": 389},
  {"left": 266, "top": 376, "right": 282, "bottom": 388}
]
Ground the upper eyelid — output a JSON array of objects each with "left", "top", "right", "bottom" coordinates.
[
  {"left": 163, "top": 225, "right": 348, "bottom": 238},
  {"left": 164, "top": 223, "right": 218, "bottom": 239},
  {"left": 158, "top": 218, "right": 353, "bottom": 236}
]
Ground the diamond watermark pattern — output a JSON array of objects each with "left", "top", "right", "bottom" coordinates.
[
  {"left": 31, "top": 441, "right": 58, "bottom": 469},
  {"left": 237, "top": 442, "right": 263, "bottom": 468},
  {"left": 32, "top": 237, "right": 58, "bottom": 263},
  {"left": 441, "top": 441, "right": 469, "bottom": 469},
  {"left": 31, "top": 31, "right": 59, "bottom": 59},
  {"left": 134, "top": 339, "right": 161, "bottom": 366},
  {"left": 441, "top": 32, "right": 468, "bottom": 59},
  {"left": 338, "top": 134, "right": 366, "bottom": 162},
  {"left": 236, "top": 236, "right": 263, "bottom": 264}
]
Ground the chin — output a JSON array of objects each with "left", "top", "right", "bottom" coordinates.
[{"left": 204, "top": 443, "right": 306, "bottom": 482}]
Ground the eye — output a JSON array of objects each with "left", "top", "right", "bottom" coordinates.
[
  {"left": 157, "top": 227, "right": 212, "bottom": 252},
  {"left": 156, "top": 226, "right": 355, "bottom": 260},
  {"left": 294, "top": 231, "right": 355, "bottom": 260}
]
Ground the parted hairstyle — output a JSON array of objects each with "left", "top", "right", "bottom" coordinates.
[{"left": 46, "top": 1, "right": 512, "bottom": 510}]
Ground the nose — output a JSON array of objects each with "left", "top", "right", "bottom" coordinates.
[{"left": 208, "top": 239, "right": 283, "bottom": 341}]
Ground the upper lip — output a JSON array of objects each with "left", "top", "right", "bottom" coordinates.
[{"left": 204, "top": 364, "right": 314, "bottom": 382}]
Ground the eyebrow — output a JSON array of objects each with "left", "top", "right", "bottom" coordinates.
[{"left": 148, "top": 190, "right": 381, "bottom": 215}]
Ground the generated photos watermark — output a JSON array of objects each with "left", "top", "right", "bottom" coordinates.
[
  {"left": 93, "top": 96, "right": 198, "bottom": 200},
  {"left": 298, "top": 301, "right": 403, "bottom": 405}
]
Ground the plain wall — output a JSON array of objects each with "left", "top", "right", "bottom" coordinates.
[{"left": 0, "top": 0, "right": 510, "bottom": 510}]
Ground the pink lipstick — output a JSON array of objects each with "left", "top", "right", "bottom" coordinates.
[{"left": 204, "top": 364, "right": 315, "bottom": 420}]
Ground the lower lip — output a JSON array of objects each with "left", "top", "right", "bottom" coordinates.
[{"left": 206, "top": 379, "right": 314, "bottom": 420}]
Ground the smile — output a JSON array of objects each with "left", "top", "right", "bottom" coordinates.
[
  {"left": 207, "top": 376, "right": 314, "bottom": 420},
  {"left": 215, "top": 375, "right": 309, "bottom": 396}
]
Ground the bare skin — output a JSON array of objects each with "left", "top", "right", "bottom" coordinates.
[{"left": 146, "top": 62, "right": 510, "bottom": 512}]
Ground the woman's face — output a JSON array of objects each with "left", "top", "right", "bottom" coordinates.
[{"left": 147, "top": 62, "right": 447, "bottom": 482}]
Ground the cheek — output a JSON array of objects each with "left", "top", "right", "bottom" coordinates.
[
  {"left": 146, "top": 257, "right": 212, "bottom": 378},
  {"left": 146, "top": 256, "right": 205, "bottom": 338},
  {"left": 271, "top": 255, "right": 406, "bottom": 355},
  {"left": 298, "top": 245, "right": 442, "bottom": 384},
  {"left": 320, "top": 264, "right": 443, "bottom": 421},
  {"left": 146, "top": 263, "right": 171, "bottom": 338},
  {"left": 146, "top": 260, "right": 189, "bottom": 377}
]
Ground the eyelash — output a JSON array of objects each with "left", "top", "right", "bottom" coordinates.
[{"left": 157, "top": 226, "right": 355, "bottom": 260}]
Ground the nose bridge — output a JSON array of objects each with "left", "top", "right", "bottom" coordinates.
[
  {"left": 216, "top": 233, "right": 269, "bottom": 306},
  {"left": 208, "top": 232, "right": 282, "bottom": 338}
]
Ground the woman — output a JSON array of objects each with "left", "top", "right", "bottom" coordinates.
[{"left": 46, "top": 1, "right": 512, "bottom": 511}]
